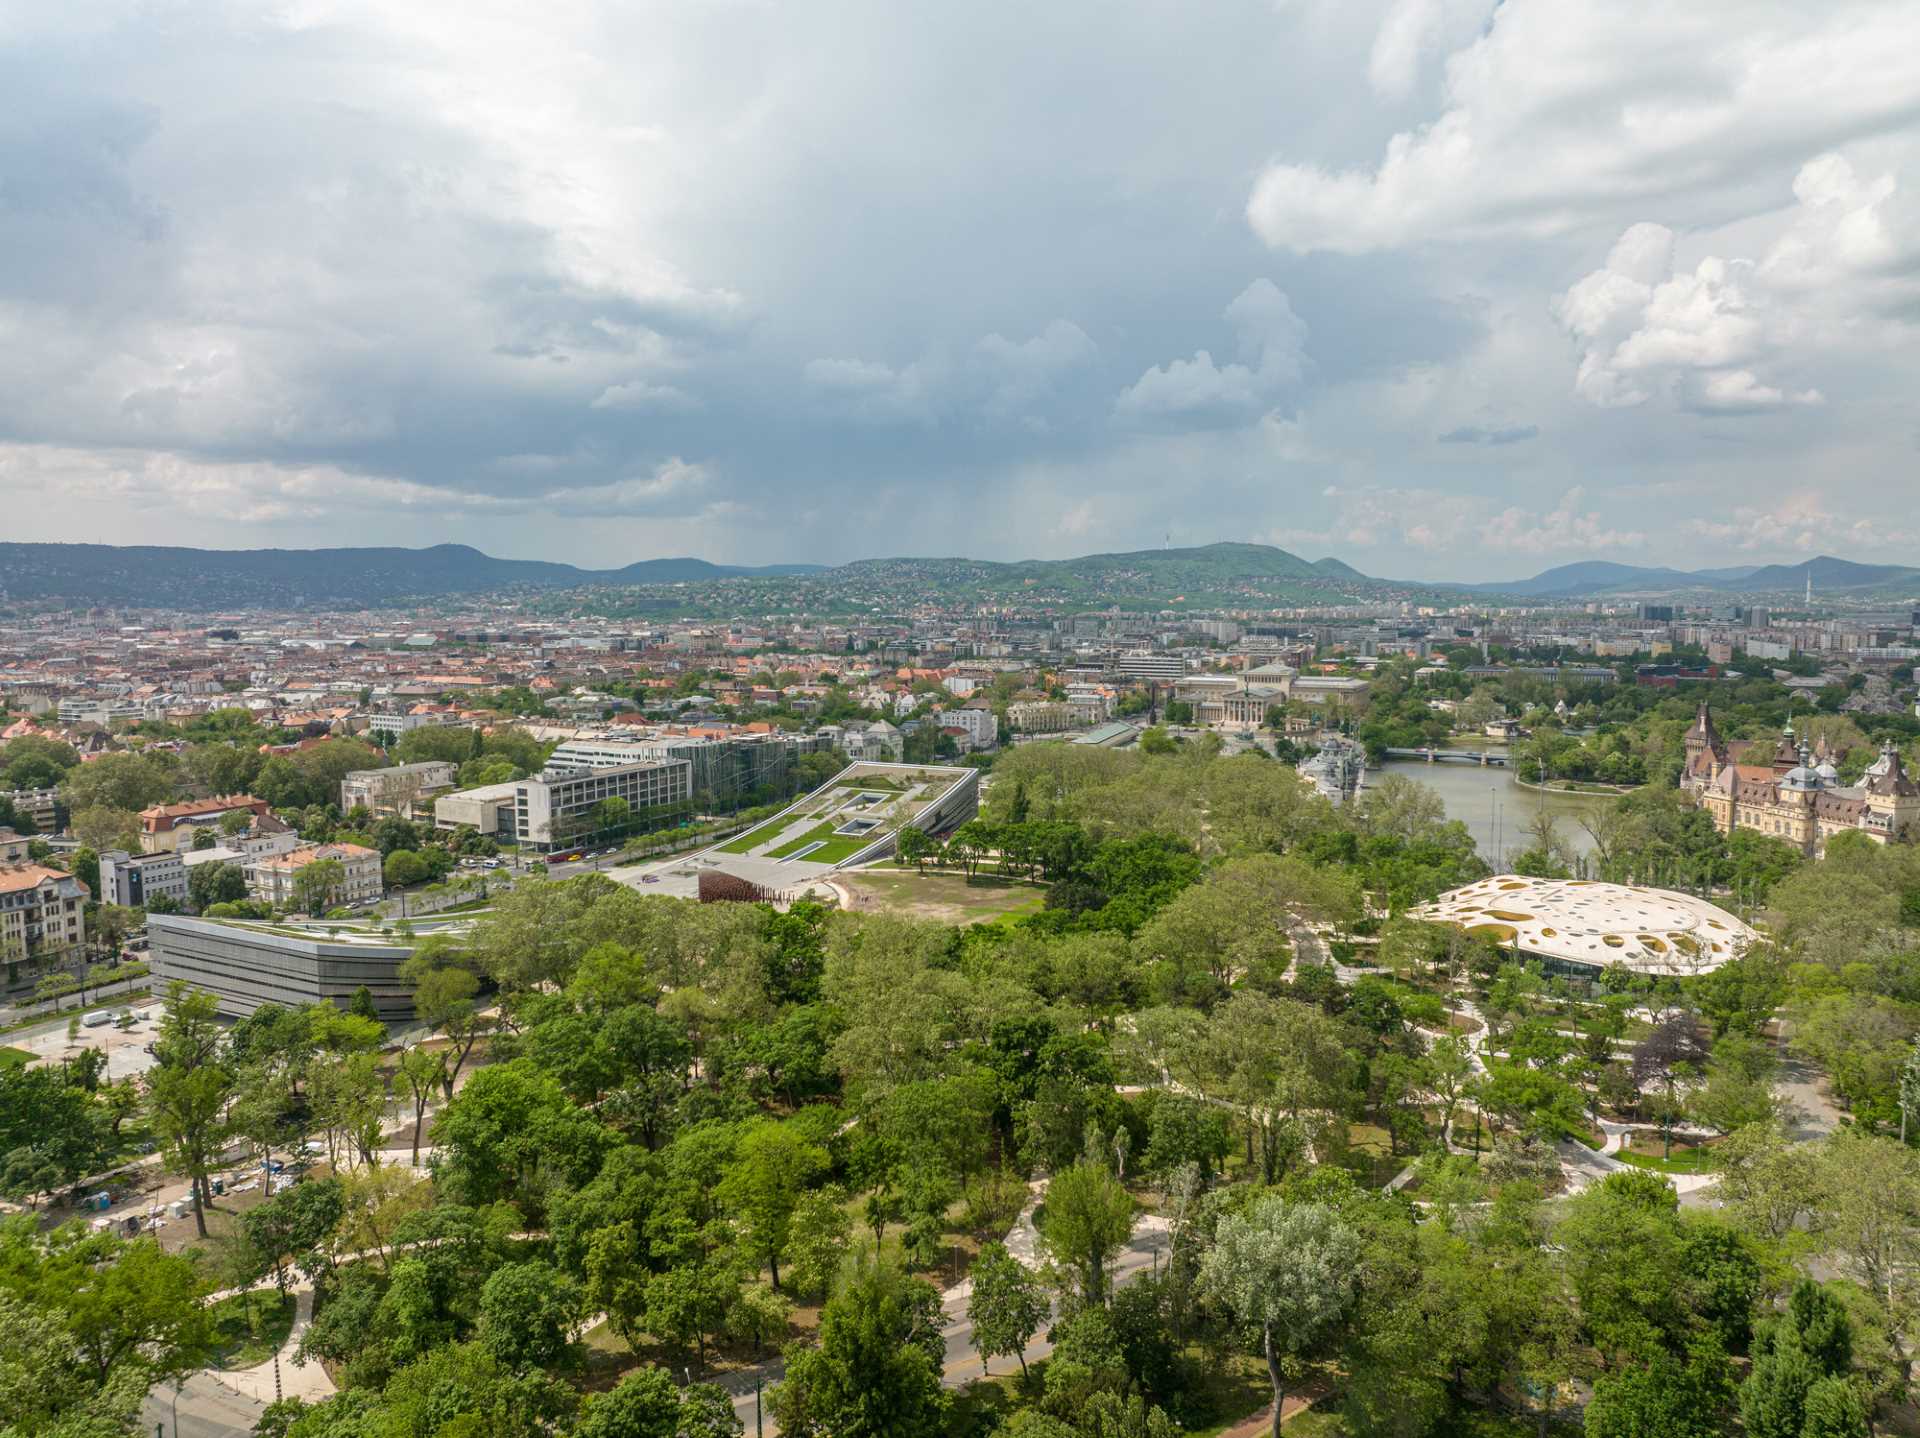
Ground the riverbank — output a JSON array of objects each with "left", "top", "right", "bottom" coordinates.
[
  {"left": 1371, "top": 759, "right": 1615, "bottom": 869},
  {"left": 1510, "top": 776, "right": 1636, "bottom": 797}
]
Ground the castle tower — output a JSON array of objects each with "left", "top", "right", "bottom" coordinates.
[
  {"left": 1866, "top": 741, "right": 1920, "bottom": 842},
  {"left": 1682, "top": 699, "right": 1727, "bottom": 788},
  {"left": 1770, "top": 720, "right": 1801, "bottom": 775}
]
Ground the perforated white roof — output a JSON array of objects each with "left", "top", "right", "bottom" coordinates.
[{"left": 1411, "top": 874, "right": 1756, "bottom": 976}]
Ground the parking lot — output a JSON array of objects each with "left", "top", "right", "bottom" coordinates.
[{"left": 12, "top": 999, "right": 165, "bottom": 1081}]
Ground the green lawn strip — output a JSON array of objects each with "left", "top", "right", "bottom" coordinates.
[
  {"left": 961, "top": 892, "right": 1047, "bottom": 926},
  {"left": 0, "top": 1045, "right": 33, "bottom": 1068},
  {"left": 1615, "top": 1140, "right": 1720, "bottom": 1175},
  {"left": 795, "top": 835, "right": 874, "bottom": 864},
  {"left": 206, "top": 1290, "right": 298, "bottom": 1370},
  {"left": 718, "top": 819, "right": 790, "bottom": 854},
  {"left": 767, "top": 821, "right": 843, "bottom": 859}
]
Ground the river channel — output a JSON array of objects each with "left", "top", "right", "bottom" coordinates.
[{"left": 1369, "top": 754, "right": 1614, "bottom": 870}]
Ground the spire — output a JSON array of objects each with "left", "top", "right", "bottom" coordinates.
[
  {"left": 1687, "top": 699, "right": 1721, "bottom": 748},
  {"left": 1869, "top": 740, "right": 1920, "bottom": 798}
]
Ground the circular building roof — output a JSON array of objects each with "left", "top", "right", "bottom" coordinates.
[{"left": 1411, "top": 875, "right": 1756, "bottom": 977}]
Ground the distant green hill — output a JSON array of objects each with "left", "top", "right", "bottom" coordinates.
[
  {"left": 0, "top": 542, "right": 824, "bottom": 608},
  {"left": 1465, "top": 554, "right": 1920, "bottom": 600},
  {"left": 1734, "top": 555, "right": 1920, "bottom": 595},
  {"left": 831, "top": 542, "right": 1392, "bottom": 607}
]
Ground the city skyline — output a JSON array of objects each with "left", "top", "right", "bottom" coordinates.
[{"left": 4, "top": 1, "right": 1918, "bottom": 578}]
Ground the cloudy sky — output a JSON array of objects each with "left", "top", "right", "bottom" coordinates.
[{"left": 3, "top": 0, "right": 1919, "bottom": 579}]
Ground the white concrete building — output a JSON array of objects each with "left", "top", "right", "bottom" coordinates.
[
  {"left": 340, "top": 761, "right": 458, "bottom": 819},
  {"left": 97, "top": 849, "right": 188, "bottom": 910},
  {"left": 511, "top": 758, "right": 693, "bottom": 852},
  {"left": 940, "top": 707, "right": 999, "bottom": 748}
]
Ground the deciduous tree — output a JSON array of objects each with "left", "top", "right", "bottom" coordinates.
[{"left": 1198, "top": 1197, "right": 1362, "bottom": 1438}]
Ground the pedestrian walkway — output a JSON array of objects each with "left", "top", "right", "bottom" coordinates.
[{"left": 210, "top": 1286, "right": 335, "bottom": 1405}]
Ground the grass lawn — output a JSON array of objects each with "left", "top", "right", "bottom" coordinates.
[
  {"left": 1342, "top": 1122, "right": 1411, "bottom": 1187},
  {"left": 767, "top": 820, "right": 841, "bottom": 858},
  {"left": 804, "top": 836, "right": 875, "bottom": 864},
  {"left": 839, "top": 870, "right": 1047, "bottom": 925},
  {"left": 206, "top": 1290, "right": 297, "bottom": 1370},
  {"left": 717, "top": 820, "right": 787, "bottom": 854},
  {"left": 0, "top": 1045, "right": 33, "bottom": 1068},
  {"left": 1617, "top": 1131, "right": 1722, "bottom": 1174}
]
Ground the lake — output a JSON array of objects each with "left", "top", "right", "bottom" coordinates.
[{"left": 1370, "top": 756, "right": 1614, "bottom": 870}]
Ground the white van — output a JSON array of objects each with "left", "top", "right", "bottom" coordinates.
[{"left": 82, "top": 1010, "right": 111, "bottom": 1027}]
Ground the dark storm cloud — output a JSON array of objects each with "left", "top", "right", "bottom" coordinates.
[{"left": 2, "top": 1, "right": 1918, "bottom": 575}]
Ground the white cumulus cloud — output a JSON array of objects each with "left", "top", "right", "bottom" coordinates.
[
  {"left": 1249, "top": 0, "right": 1920, "bottom": 254},
  {"left": 1551, "top": 153, "right": 1919, "bottom": 412},
  {"left": 1114, "top": 280, "right": 1309, "bottom": 426}
]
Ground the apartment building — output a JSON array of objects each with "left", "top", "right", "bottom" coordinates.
[
  {"left": 1062, "top": 685, "right": 1117, "bottom": 723},
  {"left": 0, "top": 788, "right": 60, "bottom": 834},
  {"left": 364, "top": 710, "right": 465, "bottom": 739},
  {"left": 1006, "top": 701, "right": 1073, "bottom": 733},
  {"left": 137, "top": 794, "right": 274, "bottom": 853},
  {"left": 55, "top": 696, "right": 150, "bottom": 725},
  {"left": 339, "top": 761, "right": 458, "bottom": 819},
  {"left": 1112, "top": 654, "right": 1188, "bottom": 683},
  {"left": 247, "top": 842, "right": 384, "bottom": 910},
  {"left": 0, "top": 863, "right": 89, "bottom": 996},
  {"left": 939, "top": 707, "right": 999, "bottom": 748},
  {"left": 97, "top": 848, "right": 189, "bottom": 910}
]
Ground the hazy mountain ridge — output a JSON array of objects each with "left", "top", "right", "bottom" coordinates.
[
  {"left": 0, "top": 542, "right": 825, "bottom": 608},
  {"left": 1, "top": 539, "right": 1913, "bottom": 611},
  {"left": 1470, "top": 555, "right": 1920, "bottom": 599}
]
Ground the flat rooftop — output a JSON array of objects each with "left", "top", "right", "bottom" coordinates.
[
  {"left": 154, "top": 913, "right": 477, "bottom": 947},
  {"left": 1411, "top": 875, "right": 1756, "bottom": 976}
]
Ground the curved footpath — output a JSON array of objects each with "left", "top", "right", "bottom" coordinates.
[{"left": 712, "top": 1177, "right": 1173, "bottom": 1436}]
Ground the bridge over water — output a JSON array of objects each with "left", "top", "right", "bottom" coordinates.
[{"left": 1382, "top": 747, "right": 1510, "bottom": 767}]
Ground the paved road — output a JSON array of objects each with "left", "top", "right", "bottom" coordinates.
[
  {"left": 144, "top": 1374, "right": 265, "bottom": 1438},
  {"left": 1773, "top": 1023, "right": 1844, "bottom": 1142},
  {"left": 0, "top": 973, "right": 151, "bottom": 1029}
]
